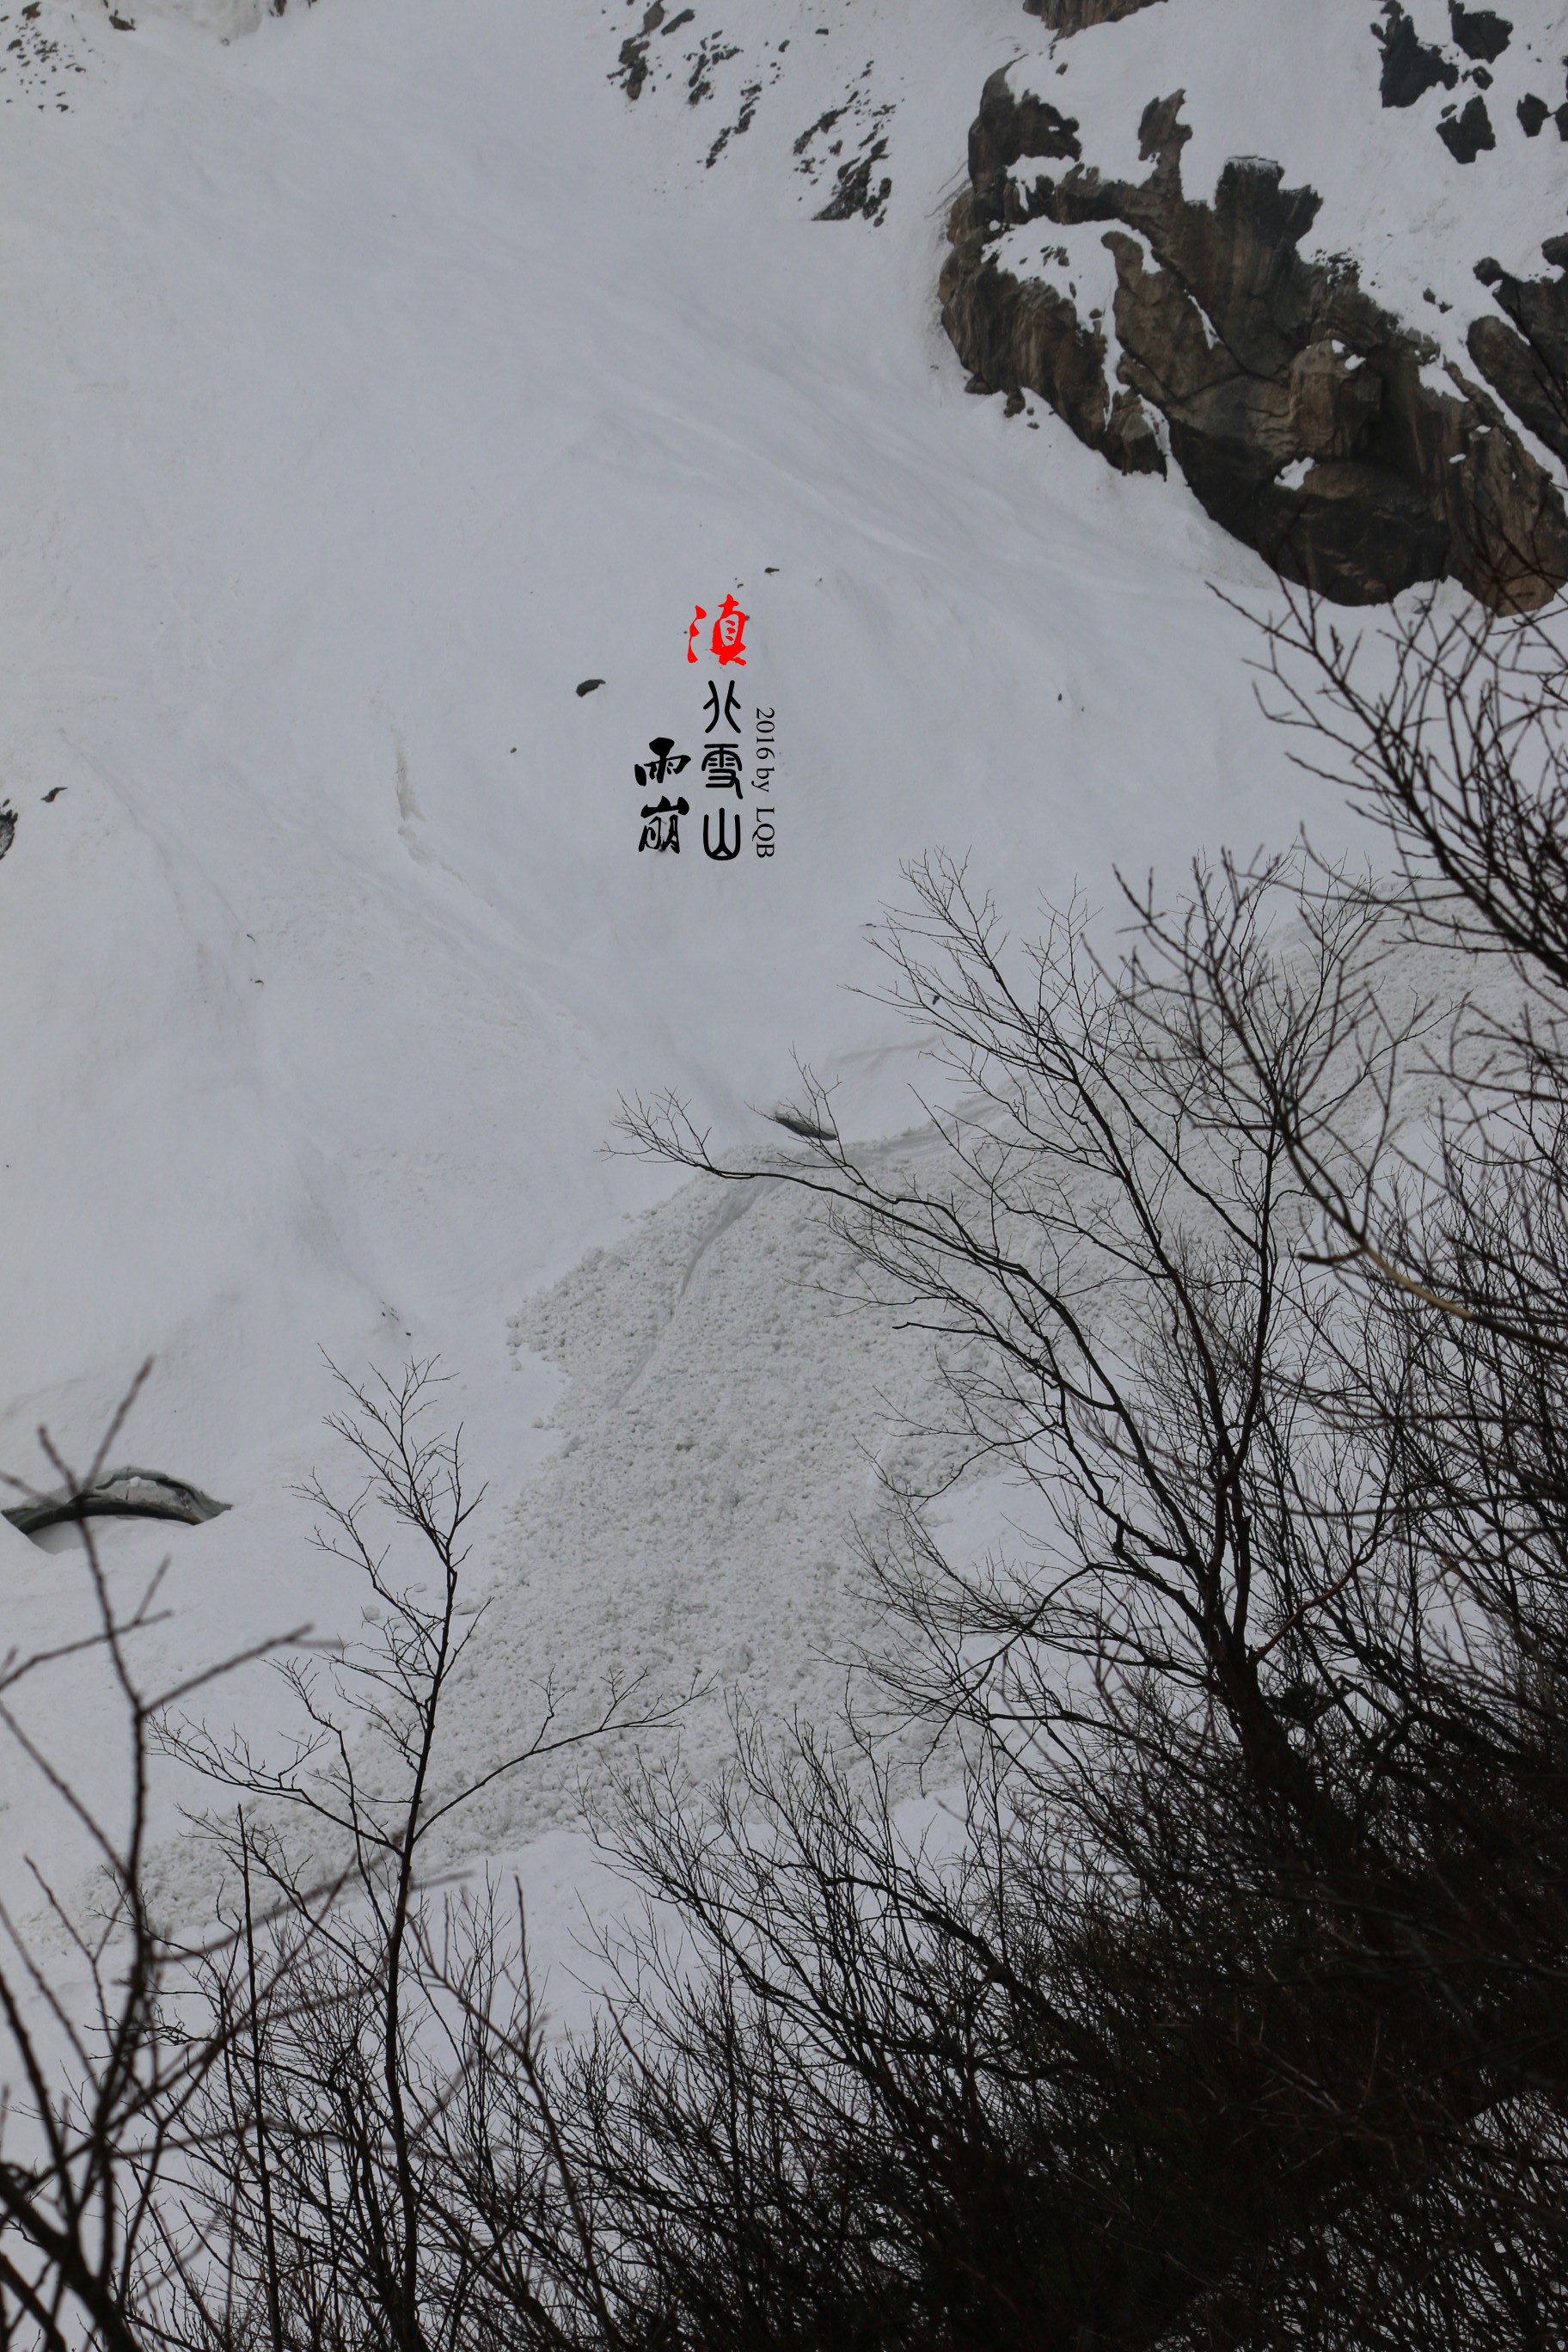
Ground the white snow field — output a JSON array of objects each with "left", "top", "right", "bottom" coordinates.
[{"left": 2, "top": 0, "right": 1564, "bottom": 1948}]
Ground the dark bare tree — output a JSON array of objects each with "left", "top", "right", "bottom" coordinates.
[
  {"left": 12, "top": 577, "right": 1568, "bottom": 2351},
  {"left": 0, "top": 1365, "right": 302, "bottom": 2352},
  {"left": 603, "top": 586, "right": 1568, "bottom": 2345},
  {"left": 140, "top": 1360, "right": 682, "bottom": 2352}
]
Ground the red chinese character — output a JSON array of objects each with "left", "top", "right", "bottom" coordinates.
[
  {"left": 710, "top": 595, "right": 749, "bottom": 668},
  {"left": 686, "top": 606, "right": 707, "bottom": 664}
]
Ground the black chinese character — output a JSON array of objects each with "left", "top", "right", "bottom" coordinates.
[
  {"left": 703, "top": 808, "right": 741, "bottom": 861},
  {"left": 701, "top": 744, "right": 744, "bottom": 797},
  {"left": 635, "top": 736, "right": 690, "bottom": 789},
  {"left": 703, "top": 681, "right": 742, "bottom": 734},
  {"left": 640, "top": 794, "right": 689, "bottom": 854}
]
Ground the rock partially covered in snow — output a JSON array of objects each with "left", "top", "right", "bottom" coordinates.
[
  {"left": 942, "top": 64, "right": 1568, "bottom": 609},
  {"left": 4, "top": 1467, "right": 230, "bottom": 1537},
  {"left": 1023, "top": 0, "right": 1169, "bottom": 28}
]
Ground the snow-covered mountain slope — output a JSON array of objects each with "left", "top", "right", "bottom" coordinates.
[{"left": 3, "top": 0, "right": 1555, "bottom": 1916}]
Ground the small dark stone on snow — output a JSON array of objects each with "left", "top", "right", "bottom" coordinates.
[
  {"left": 1436, "top": 94, "right": 1496, "bottom": 159},
  {"left": 576, "top": 678, "right": 606, "bottom": 696},
  {"left": 1519, "top": 92, "right": 1549, "bottom": 134},
  {"left": 1375, "top": 3, "right": 1460, "bottom": 107},
  {"left": 1449, "top": 3, "right": 1511, "bottom": 64}
]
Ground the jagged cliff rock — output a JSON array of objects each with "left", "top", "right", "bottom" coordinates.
[
  {"left": 1469, "top": 241, "right": 1568, "bottom": 471},
  {"left": 940, "top": 68, "right": 1568, "bottom": 610}
]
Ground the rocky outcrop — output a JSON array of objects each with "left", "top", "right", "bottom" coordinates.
[
  {"left": 940, "top": 70, "right": 1568, "bottom": 609},
  {"left": 1369, "top": 8, "right": 1555, "bottom": 168},
  {"left": 1373, "top": 3, "right": 1461, "bottom": 107},
  {"left": 1436, "top": 93, "right": 1497, "bottom": 161},
  {"left": 614, "top": 0, "right": 666, "bottom": 101},
  {"left": 1022, "top": 0, "right": 1167, "bottom": 28},
  {"left": 1449, "top": 5, "right": 1513, "bottom": 64},
  {"left": 1468, "top": 241, "right": 1568, "bottom": 471}
]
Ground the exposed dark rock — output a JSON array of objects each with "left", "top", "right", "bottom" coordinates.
[
  {"left": 0, "top": 804, "right": 13, "bottom": 861},
  {"left": 1374, "top": 3, "right": 1460, "bottom": 107},
  {"left": 705, "top": 77, "right": 762, "bottom": 169},
  {"left": 940, "top": 70, "right": 1568, "bottom": 609},
  {"left": 794, "top": 106, "right": 845, "bottom": 156},
  {"left": 967, "top": 74, "right": 1081, "bottom": 181},
  {"left": 614, "top": 1, "right": 665, "bottom": 101},
  {"left": 1468, "top": 242, "right": 1568, "bottom": 468},
  {"left": 1436, "top": 93, "right": 1496, "bottom": 160},
  {"left": 1021, "top": 0, "right": 1167, "bottom": 28},
  {"left": 686, "top": 33, "right": 738, "bottom": 106},
  {"left": 1519, "top": 92, "right": 1549, "bottom": 135},
  {"left": 4, "top": 1467, "right": 230, "bottom": 1537},
  {"left": 815, "top": 142, "right": 892, "bottom": 224},
  {"left": 1448, "top": 3, "right": 1511, "bottom": 63}
]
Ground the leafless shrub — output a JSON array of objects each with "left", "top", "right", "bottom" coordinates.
[
  {"left": 0, "top": 1364, "right": 302, "bottom": 2350},
  {"left": 138, "top": 1360, "right": 682, "bottom": 2352}
]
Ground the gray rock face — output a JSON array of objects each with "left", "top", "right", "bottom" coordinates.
[{"left": 940, "top": 70, "right": 1568, "bottom": 610}]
